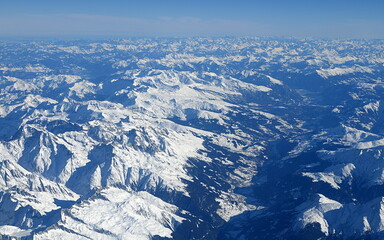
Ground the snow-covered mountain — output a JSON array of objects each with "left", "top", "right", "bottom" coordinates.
[{"left": 0, "top": 37, "right": 383, "bottom": 239}]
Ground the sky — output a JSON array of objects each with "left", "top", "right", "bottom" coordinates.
[{"left": 0, "top": 0, "right": 383, "bottom": 39}]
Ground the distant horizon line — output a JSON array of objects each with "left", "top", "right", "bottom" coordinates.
[{"left": 0, "top": 34, "right": 383, "bottom": 42}]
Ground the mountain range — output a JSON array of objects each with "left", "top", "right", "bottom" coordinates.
[{"left": 0, "top": 37, "right": 384, "bottom": 239}]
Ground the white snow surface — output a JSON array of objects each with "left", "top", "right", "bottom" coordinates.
[
  {"left": 36, "top": 187, "right": 185, "bottom": 240},
  {"left": 266, "top": 75, "right": 283, "bottom": 85},
  {"left": 295, "top": 194, "right": 343, "bottom": 235},
  {"left": 0, "top": 225, "right": 32, "bottom": 238},
  {"left": 296, "top": 194, "right": 384, "bottom": 237},
  {"left": 316, "top": 66, "right": 373, "bottom": 78}
]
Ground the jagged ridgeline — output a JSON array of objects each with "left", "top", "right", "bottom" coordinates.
[{"left": 0, "top": 38, "right": 383, "bottom": 239}]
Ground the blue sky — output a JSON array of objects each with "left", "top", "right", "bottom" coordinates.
[{"left": 0, "top": 0, "right": 383, "bottom": 38}]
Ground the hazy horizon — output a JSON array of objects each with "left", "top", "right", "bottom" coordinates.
[{"left": 0, "top": 0, "right": 383, "bottom": 39}]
